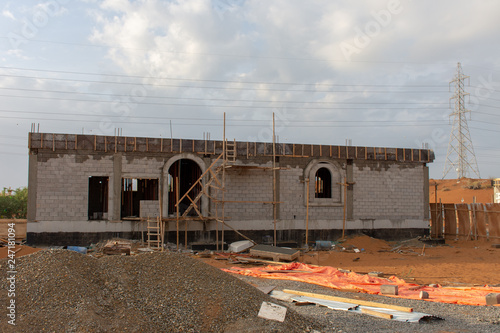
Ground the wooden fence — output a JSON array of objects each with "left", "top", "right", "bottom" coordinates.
[{"left": 430, "top": 203, "right": 500, "bottom": 240}]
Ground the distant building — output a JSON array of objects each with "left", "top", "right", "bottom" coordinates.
[{"left": 26, "top": 132, "right": 434, "bottom": 246}]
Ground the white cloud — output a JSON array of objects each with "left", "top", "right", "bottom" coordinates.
[{"left": 2, "top": 9, "right": 15, "bottom": 20}]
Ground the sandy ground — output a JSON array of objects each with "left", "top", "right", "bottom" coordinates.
[
  {"left": 430, "top": 178, "right": 494, "bottom": 204},
  {"left": 3, "top": 235, "right": 499, "bottom": 287},
  {"left": 198, "top": 235, "right": 500, "bottom": 287}
]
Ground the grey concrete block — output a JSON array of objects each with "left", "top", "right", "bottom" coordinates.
[
  {"left": 486, "top": 293, "right": 500, "bottom": 305},
  {"left": 419, "top": 291, "right": 429, "bottom": 299},
  {"left": 380, "top": 285, "right": 398, "bottom": 295}
]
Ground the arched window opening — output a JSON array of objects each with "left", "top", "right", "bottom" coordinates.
[{"left": 315, "top": 167, "right": 332, "bottom": 198}]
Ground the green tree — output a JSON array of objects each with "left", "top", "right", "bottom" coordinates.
[{"left": 0, "top": 187, "right": 28, "bottom": 219}]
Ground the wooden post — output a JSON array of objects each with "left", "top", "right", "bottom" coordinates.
[
  {"left": 176, "top": 177, "right": 180, "bottom": 250},
  {"left": 473, "top": 196, "right": 477, "bottom": 240},
  {"left": 222, "top": 112, "right": 226, "bottom": 251},
  {"left": 434, "top": 183, "right": 438, "bottom": 238},
  {"left": 306, "top": 178, "right": 310, "bottom": 248},
  {"left": 216, "top": 201, "right": 219, "bottom": 251},
  {"left": 158, "top": 178, "right": 163, "bottom": 252},
  {"left": 338, "top": 181, "right": 355, "bottom": 239},
  {"left": 273, "top": 112, "right": 277, "bottom": 247}
]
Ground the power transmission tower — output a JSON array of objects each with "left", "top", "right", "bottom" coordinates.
[{"left": 442, "top": 62, "right": 480, "bottom": 179}]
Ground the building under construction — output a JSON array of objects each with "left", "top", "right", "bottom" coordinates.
[{"left": 26, "top": 131, "right": 434, "bottom": 247}]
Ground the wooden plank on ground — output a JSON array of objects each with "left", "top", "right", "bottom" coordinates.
[
  {"left": 282, "top": 289, "right": 413, "bottom": 313},
  {"left": 361, "top": 308, "right": 393, "bottom": 320}
]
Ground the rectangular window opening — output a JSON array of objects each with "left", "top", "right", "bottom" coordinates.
[
  {"left": 88, "top": 176, "right": 109, "bottom": 220},
  {"left": 121, "top": 178, "right": 158, "bottom": 218}
]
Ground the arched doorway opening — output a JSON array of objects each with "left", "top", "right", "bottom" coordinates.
[{"left": 168, "top": 159, "right": 202, "bottom": 216}]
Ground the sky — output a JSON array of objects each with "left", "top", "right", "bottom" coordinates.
[{"left": 1, "top": 0, "right": 499, "bottom": 189}]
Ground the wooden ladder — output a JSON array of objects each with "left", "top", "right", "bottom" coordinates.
[
  {"left": 147, "top": 216, "right": 162, "bottom": 250},
  {"left": 225, "top": 139, "right": 236, "bottom": 162}
]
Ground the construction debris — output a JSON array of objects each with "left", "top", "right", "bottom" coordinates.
[
  {"left": 380, "top": 285, "right": 399, "bottom": 296},
  {"left": 228, "top": 240, "right": 254, "bottom": 253},
  {"left": 485, "top": 293, "right": 500, "bottom": 305},
  {"left": 66, "top": 246, "right": 87, "bottom": 254},
  {"left": 420, "top": 291, "right": 430, "bottom": 299},
  {"left": 257, "top": 302, "right": 287, "bottom": 322},
  {"left": 249, "top": 244, "right": 300, "bottom": 262},
  {"left": 283, "top": 290, "right": 443, "bottom": 323},
  {"left": 102, "top": 240, "right": 131, "bottom": 255}
]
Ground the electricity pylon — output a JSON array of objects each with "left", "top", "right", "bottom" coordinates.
[{"left": 442, "top": 62, "right": 480, "bottom": 179}]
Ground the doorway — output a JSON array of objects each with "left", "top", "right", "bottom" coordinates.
[{"left": 168, "top": 159, "right": 202, "bottom": 215}]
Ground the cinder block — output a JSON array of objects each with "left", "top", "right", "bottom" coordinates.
[
  {"left": 380, "top": 285, "right": 398, "bottom": 295},
  {"left": 419, "top": 291, "right": 429, "bottom": 299},
  {"left": 485, "top": 293, "right": 500, "bottom": 305}
]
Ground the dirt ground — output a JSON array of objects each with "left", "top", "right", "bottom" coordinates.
[
  {"left": 198, "top": 235, "right": 500, "bottom": 287},
  {"left": 430, "top": 178, "right": 494, "bottom": 204}
]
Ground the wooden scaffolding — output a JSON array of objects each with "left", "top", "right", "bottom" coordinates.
[{"left": 173, "top": 112, "right": 281, "bottom": 251}]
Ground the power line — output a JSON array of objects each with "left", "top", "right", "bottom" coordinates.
[
  {"left": 0, "top": 66, "right": 448, "bottom": 88},
  {"left": 0, "top": 94, "right": 452, "bottom": 110},
  {"left": 0, "top": 37, "right": 460, "bottom": 65},
  {"left": 0, "top": 86, "right": 452, "bottom": 106},
  {"left": 0, "top": 115, "right": 448, "bottom": 128},
  {"left": 0, "top": 109, "right": 448, "bottom": 123},
  {"left": 0, "top": 74, "right": 451, "bottom": 93}
]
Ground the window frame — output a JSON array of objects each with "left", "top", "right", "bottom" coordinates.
[{"left": 304, "top": 160, "right": 343, "bottom": 207}]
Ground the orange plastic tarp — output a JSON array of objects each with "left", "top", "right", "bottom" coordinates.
[{"left": 223, "top": 262, "right": 500, "bottom": 306}]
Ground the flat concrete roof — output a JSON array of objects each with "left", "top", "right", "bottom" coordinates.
[{"left": 28, "top": 132, "right": 434, "bottom": 163}]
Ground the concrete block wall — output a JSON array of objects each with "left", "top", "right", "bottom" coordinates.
[
  {"left": 121, "top": 155, "right": 163, "bottom": 178},
  {"left": 353, "top": 162, "right": 424, "bottom": 220},
  {"left": 140, "top": 200, "right": 160, "bottom": 218},
  {"left": 221, "top": 167, "right": 274, "bottom": 220},
  {"left": 279, "top": 167, "right": 304, "bottom": 221},
  {"left": 29, "top": 148, "right": 429, "bottom": 242},
  {"left": 35, "top": 154, "right": 113, "bottom": 222}
]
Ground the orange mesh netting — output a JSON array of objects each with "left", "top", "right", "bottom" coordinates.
[{"left": 223, "top": 262, "right": 500, "bottom": 306}]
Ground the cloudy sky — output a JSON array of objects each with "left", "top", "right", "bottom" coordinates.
[{"left": 1, "top": 0, "right": 500, "bottom": 189}]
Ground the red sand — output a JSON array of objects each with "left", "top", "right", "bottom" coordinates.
[
  {"left": 200, "top": 235, "right": 500, "bottom": 287},
  {"left": 430, "top": 178, "right": 494, "bottom": 204}
]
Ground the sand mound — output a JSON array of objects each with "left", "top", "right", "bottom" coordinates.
[
  {"left": 341, "top": 235, "right": 390, "bottom": 252},
  {"left": 0, "top": 250, "right": 322, "bottom": 332}
]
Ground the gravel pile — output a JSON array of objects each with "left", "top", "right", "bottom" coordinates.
[{"left": 0, "top": 250, "right": 324, "bottom": 332}]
